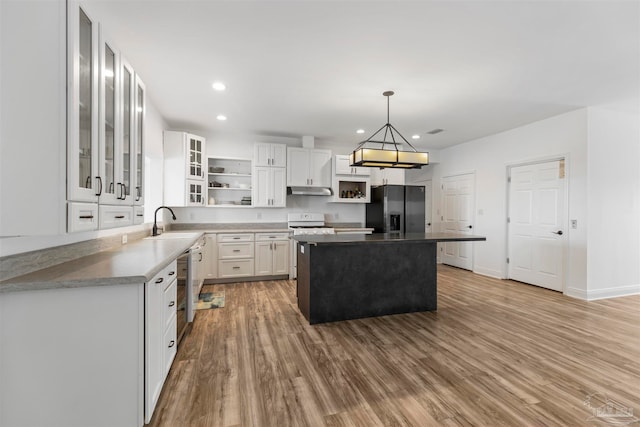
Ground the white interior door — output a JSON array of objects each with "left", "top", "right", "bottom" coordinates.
[
  {"left": 441, "top": 173, "right": 475, "bottom": 270},
  {"left": 508, "top": 160, "right": 566, "bottom": 291}
]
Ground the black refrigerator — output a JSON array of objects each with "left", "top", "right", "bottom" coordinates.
[{"left": 366, "top": 185, "right": 425, "bottom": 233}]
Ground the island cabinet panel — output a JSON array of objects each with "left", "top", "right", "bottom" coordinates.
[{"left": 296, "top": 240, "right": 437, "bottom": 324}]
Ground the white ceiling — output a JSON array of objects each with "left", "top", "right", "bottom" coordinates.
[{"left": 85, "top": 0, "right": 639, "bottom": 150}]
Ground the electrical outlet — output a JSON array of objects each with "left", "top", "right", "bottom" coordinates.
[
  {"left": 121, "top": 234, "right": 127, "bottom": 244},
  {"left": 571, "top": 219, "right": 578, "bottom": 229}
]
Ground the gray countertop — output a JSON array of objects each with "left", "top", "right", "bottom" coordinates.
[
  {"left": 292, "top": 232, "right": 487, "bottom": 244},
  {"left": 0, "top": 232, "right": 202, "bottom": 294}
]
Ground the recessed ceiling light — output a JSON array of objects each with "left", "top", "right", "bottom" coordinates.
[
  {"left": 216, "top": 114, "right": 227, "bottom": 121},
  {"left": 356, "top": 129, "right": 365, "bottom": 134},
  {"left": 212, "top": 82, "right": 226, "bottom": 91},
  {"left": 412, "top": 134, "right": 421, "bottom": 139}
]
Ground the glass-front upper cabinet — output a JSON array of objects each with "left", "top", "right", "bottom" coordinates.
[
  {"left": 68, "top": 3, "right": 99, "bottom": 203},
  {"left": 133, "top": 75, "right": 145, "bottom": 206},
  {"left": 188, "top": 136, "right": 205, "bottom": 180},
  {"left": 121, "top": 58, "right": 134, "bottom": 204},
  {"left": 99, "top": 30, "right": 121, "bottom": 204}
]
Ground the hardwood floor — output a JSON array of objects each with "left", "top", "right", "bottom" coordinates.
[{"left": 150, "top": 265, "right": 640, "bottom": 427}]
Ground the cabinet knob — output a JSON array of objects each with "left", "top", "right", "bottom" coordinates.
[
  {"left": 168, "top": 340, "right": 175, "bottom": 348},
  {"left": 168, "top": 301, "right": 175, "bottom": 307},
  {"left": 155, "top": 277, "right": 164, "bottom": 284}
]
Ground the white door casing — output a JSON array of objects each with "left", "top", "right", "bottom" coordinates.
[
  {"left": 441, "top": 173, "right": 475, "bottom": 270},
  {"left": 508, "top": 160, "right": 566, "bottom": 292}
]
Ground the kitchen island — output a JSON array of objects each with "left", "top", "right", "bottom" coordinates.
[{"left": 293, "top": 233, "right": 486, "bottom": 324}]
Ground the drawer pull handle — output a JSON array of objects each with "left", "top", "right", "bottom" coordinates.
[
  {"left": 168, "top": 340, "right": 175, "bottom": 348},
  {"left": 233, "top": 249, "right": 241, "bottom": 252},
  {"left": 136, "top": 214, "right": 144, "bottom": 217},
  {"left": 233, "top": 237, "right": 241, "bottom": 240},
  {"left": 168, "top": 271, "right": 175, "bottom": 276},
  {"left": 168, "top": 301, "right": 175, "bottom": 307},
  {"left": 233, "top": 266, "right": 240, "bottom": 270},
  {"left": 78, "top": 215, "right": 94, "bottom": 219},
  {"left": 115, "top": 215, "right": 125, "bottom": 219},
  {"left": 155, "top": 278, "right": 164, "bottom": 284}
]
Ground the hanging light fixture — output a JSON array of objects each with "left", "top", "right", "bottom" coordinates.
[{"left": 350, "top": 91, "right": 429, "bottom": 169}]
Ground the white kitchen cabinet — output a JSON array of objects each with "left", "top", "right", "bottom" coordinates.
[
  {"left": 98, "top": 205, "right": 133, "bottom": 229},
  {"left": 253, "top": 166, "right": 286, "bottom": 207},
  {"left": 164, "top": 131, "right": 207, "bottom": 206},
  {"left": 334, "top": 154, "right": 370, "bottom": 176},
  {"left": 145, "top": 260, "right": 177, "bottom": 424},
  {"left": 370, "top": 167, "right": 405, "bottom": 186},
  {"left": 254, "top": 233, "right": 290, "bottom": 276},
  {"left": 254, "top": 143, "right": 287, "bottom": 167},
  {"left": 132, "top": 75, "right": 145, "bottom": 206},
  {"left": 287, "top": 147, "right": 332, "bottom": 187},
  {"left": 68, "top": 201, "right": 99, "bottom": 232},
  {"left": 217, "top": 233, "right": 255, "bottom": 278},
  {"left": 133, "top": 205, "right": 144, "bottom": 224},
  {"left": 207, "top": 157, "right": 252, "bottom": 206},
  {"left": 67, "top": 2, "right": 100, "bottom": 204},
  {"left": 204, "top": 234, "right": 218, "bottom": 279}
]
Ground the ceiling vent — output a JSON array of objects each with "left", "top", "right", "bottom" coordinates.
[{"left": 427, "top": 128, "right": 444, "bottom": 135}]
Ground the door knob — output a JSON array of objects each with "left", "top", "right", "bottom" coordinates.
[
  {"left": 467, "top": 225, "right": 473, "bottom": 229},
  {"left": 427, "top": 223, "right": 431, "bottom": 226},
  {"left": 552, "top": 230, "right": 563, "bottom": 235}
]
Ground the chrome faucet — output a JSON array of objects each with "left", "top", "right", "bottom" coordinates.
[{"left": 152, "top": 206, "right": 177, "bottom": 236}]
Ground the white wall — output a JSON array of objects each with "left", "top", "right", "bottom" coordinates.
[
  {"left": 585, "top": 106, "right": 640, "bottom": 299},
  {"left": 407, "top": 109, "right": 589, "bottom": 295},
  {"left": 143, "top": 95, "right": 169, "bottom": 222}
]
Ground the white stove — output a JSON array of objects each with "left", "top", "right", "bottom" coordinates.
[
  {"left": 288, "top": 213, "right": 335, "bottom": 278},
  {"left": 287, "top": 213, "right": 335, "bottom": 235}
]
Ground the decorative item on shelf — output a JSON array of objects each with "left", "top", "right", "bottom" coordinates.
[
  {"left": 240, "top": 196, "right": 252, "bottom": 205},
  {"left": 349, "top": 91, "right": 429, "bottom": 169},
  {"left": 210, "top": 166, "right": 224, "bottom": 173},
  {"left": 211, "top": 181, "right": 223, "bottom": 187}
]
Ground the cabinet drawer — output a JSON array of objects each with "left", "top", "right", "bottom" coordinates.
[
  {"left": 217, "top": 233, "right": 254, "bottom": 242},
  {"left": 255, "top": 232, "right": 290, "bottom": 241},
  {"left": 218, "top": 259, "right": 254, "bottom": 278},
  {"left": 99, "top": 205, "right": 134, "bottom": 229},
  {"left": 218, "top": 242, "right": 254, "bottom": 259},
  {"left": 163, "top": 316, "right": 177, "bottom": 378},
  {"left": 163, "top": 279, "right": 177, "bottom": 330},
  {"left": 68, "top": 202, "right": 99, "bottom": 233}
]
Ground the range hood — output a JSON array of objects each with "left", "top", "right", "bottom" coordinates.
[{"left": 287, "top": 186, "right": 333, "bottom": 196}]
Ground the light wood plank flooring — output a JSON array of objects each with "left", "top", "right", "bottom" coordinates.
[{"left": 150, "top": 265, "right": 640, "bottom": 427}]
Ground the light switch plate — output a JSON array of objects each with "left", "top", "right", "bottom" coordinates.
[{"left": 121, "top": 234, "right": 128, "bottom": 244}]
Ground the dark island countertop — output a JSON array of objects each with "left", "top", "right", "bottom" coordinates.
[{"left": 292, "top": 232, "right": 486, "bottom": 245}]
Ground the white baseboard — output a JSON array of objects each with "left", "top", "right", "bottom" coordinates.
[{"left": 565, "top": 284, "right": 640, "bottom": 301}]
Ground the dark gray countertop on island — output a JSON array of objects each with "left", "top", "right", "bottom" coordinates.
[
  {"left": 294, "top": 232, "right": 486, "bottom": 324},
  {"left": 292, "top": 232, "right": 486, "bottom": 244}
]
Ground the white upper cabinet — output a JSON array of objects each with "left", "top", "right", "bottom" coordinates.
[
  {"left": 132, "top": 75, "right": 145, "bottom": 205},
  {"left": 334, "top": 154, "right": 370, "bottom": 176},
  {"left": 164, "top": 131, "right": 207, "bottom": 206},
  {"left": 287, "top": 147, "right": 332, "bottom": 187},
  {"left": 120, "top": 57, "right": 135, "bottom": 205},
  {"left": 370, "top": 168, "right": 405, "bottom": 186},
  {"left": 68, "top": 4, "right": 100, "bottom": 203},
  {"left": 98, "top": 29, "right": 122, "bottom": 205},
  {"left": 253, "top": 143, "right": 286, "bottom": 207},
  {"left": 254, "top": 143, "right": 286, "bottom": 167}
]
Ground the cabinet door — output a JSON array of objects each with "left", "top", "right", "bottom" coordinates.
[
  {"left": 252, "top": 166, "right": 271, "bottom": 207},
  {"left": 287, "top": 147, "right": 310, "bottom": 186},
  {"left": 205, "top": 234, "right": 218, "bottom": 278},
  {"left": 187, "top": 180, "right": 205, "bottom": 206},
  {"left": 254, "top": 143, "right": 271, "bottom": 167},
  {"left": 385, "top": 168, "right": 405, "bottom": 185},
  {"left": 271, "top": 144, "right": 287, "bottom": 167},
  {"left": 99, "top": 31, "right": 121, "bottom": 205},
  {"left": 254, "top": 242, "right": 273, "bottom": 276},
  {"left": 145, "top": 277, "right": 164, "bottom": 423},
  {"left": 133, "top": 75, "right": 145, "bottom": 205},
  {"left": 334, "top": 155, "right": 352, "bottom": 175},
  {"left": 187, "top": 135, "right": 205, "bottom": 180},
  {"left": 121, "top": 58, "right": 135, "bottom": 205},
  {"left": 309, "top": 149, "right": 332, "bottom": 187},
  {"left": 68, "top": 4, "right": 99, "bottom": 203},
  {"left": 271, "top": 167, "right": 287, "bottom": 207},
  {"left": 272, "top": 241, "right": 289, "bottom": 275}
]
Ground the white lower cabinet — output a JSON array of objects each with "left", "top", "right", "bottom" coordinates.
[
  {"left": 217, "top": 233, "right": 254, "bottom": 278},
  {"left": 218, "top": 259, "right": 255, "bottom": 278},
  {"left": 68, "top": 202, "right": 99, "bottom": 232},
  {"left": 134, "top": 205, "right": 145, "bottom": 224},
  {"left": 204, "top": 234, "right": 218, "bottom": 279},
  {"left": 254, "top": 233, "right": 289, "bottom": 276},
  {"left": 145, "top": 260, "right": 178, "bottom": 424},
  {"left": 99, "top": 205, "right": 134, "bottom": 229}
]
